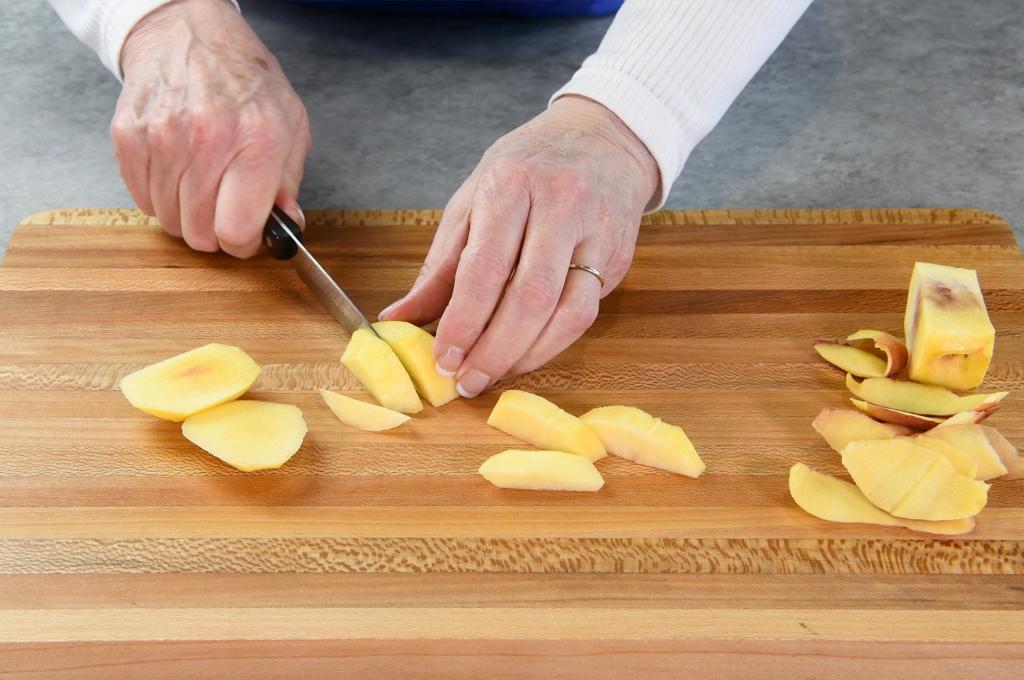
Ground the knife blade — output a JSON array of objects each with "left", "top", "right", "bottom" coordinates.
[{"left": 263, "top": 206, "right": 379, "bottom": 337}]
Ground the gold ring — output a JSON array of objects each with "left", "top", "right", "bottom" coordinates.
[{"left": 568, "top": 263, "right": 605, "bottom": 287}]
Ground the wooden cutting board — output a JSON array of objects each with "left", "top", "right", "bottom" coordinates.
[{"left": 1, "top": 208, "right": 1022, "bottom": 678}]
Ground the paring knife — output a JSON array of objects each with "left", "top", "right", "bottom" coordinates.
[{"left": 263, "top": 205, "right": 380, "bottom": 337}]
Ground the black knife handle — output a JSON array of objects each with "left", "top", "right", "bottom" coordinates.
[{"left": 263, "top": 206, "right": 304, "bottom": 260}]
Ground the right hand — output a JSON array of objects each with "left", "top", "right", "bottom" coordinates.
[{"left": 111, "top": 0, "right": 311, "bottom": 257}]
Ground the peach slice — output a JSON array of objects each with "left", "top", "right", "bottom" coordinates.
[
  {"left": 921, "top": 424, "right": 1009, "bottom": 481},
  {"left": 580, "top": 405, "right": 705, "bottom": 477},
  {"left": 982, "top": 426, "right": 1024, "bottom": 480},
  {"left": 845, "top": 374, "right": 1007, "bottom": 416},
  {"left": 372, "top": 321, "right": 459, "bottom": 408},
  {"left": 849, "top": 399, "right": 945, "bottom": 431},
  {"left": 811, "top": 407, "right": 913, "bottom": 453},
  {"left": 182, "top": 400, "right": 307, "bottom": 472},
  {"left": 814, "top": 342, "right": 888, "bottom": 378},
  {"left": 815, "top": 330, "right": 909, "bottom": 378},
  {"left": 935, "top": 406, "right": 999, "bottom": 428},
  {"left": 904, "top": 262, "right": 995, "bottom": 390},
  {"left": 341, "top": 328, "right": 422, "bottom": 414},
  {"left": 788, "top": 463, "right": 974, "bottom": 536},
  {"left": 841, "top": 439, "right": 989, "bottom": 521},
  {"left": 911, "top": 436, "right": 978, "bottom": 479},
  {"left": 120, "top": 343, "right": 261, "bottom": 421},
  {"left": 487, "top": 390, "right": 606, "bottom": 462},
  {"left": 846, "top": 329, "right": 909, "bottom": 376},
  {"left": 319, "top": 389, "right": 410, "bottom": 432},
  {"left": 478, "top": 449, "right": 605, "bottom": 491}
]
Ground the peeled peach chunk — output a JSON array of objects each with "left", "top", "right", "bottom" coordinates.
[
  {"left": 372, "top": 321, "right": 458, "bottom": 408},
  {"left": 846, "top": 373, "right": 1006, "bottom": 416},
  {"left": 812, "top": 407, "right": 913, "bottom": 452},
  {"left": 182, "top": 400, "right": 307, "bottom": 472},
  {"left": 814, "top": 342, "right": 888, "bottom": 378},
  {"left": 487, "top": 390, "right": 605, "bottom": 462},
  {"left": 788, "top": 463, "right": 974, "bottom": 536},
  {"left": 911, "top": 435, "right": 979, "bottom": 479},
  {"left": 904, "top": 261, "right": 995, "bottom": 390},
  {"left": 846, "top": 329, "right": 909, "bottom": 376},
  {"left": 341, "top": 328, "right": 422, "bottom": 414},
  {"left": 921, "top": 424, "right": 1009, "bottom": 481},
  {"left": 478, "top": 449, "right": 605, "bottom": 491},
  {"left": 120, "top": 343, "right": 261, "bottom": 422},
  {"left": 580, "top": 405, "right": 705, "bottom": 478},
  {"left": 841, "top": 439, "right": 989, "bottom": 521},
  {"left": 319, "top": 389, "right": 410, "bottom": 432}
]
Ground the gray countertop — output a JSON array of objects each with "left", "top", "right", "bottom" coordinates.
[{"left": 1, "top": 0, "right": 1021, "bottom": 257}]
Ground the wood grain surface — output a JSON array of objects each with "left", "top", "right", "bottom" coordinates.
[{"left": 1, "top": 207, "right": 1022, "bottom": 678}]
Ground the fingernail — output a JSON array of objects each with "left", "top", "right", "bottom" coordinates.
[
  {"left": 456, "top": 369, "right": 490, "bottom": 398},
  {"left": 378, "top": 299, "right": 403, "bottom": 321},
  {"left": 435, "top": 345, "right": 465, "bottom": 377},
  {"left": 296, "top": 206, "right": 306, "bottom": 229}
]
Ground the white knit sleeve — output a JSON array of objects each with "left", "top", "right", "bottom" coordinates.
[
  {"left": 47, "top": 0, "right": 241, "bottom": 80},
  {"left": 552, "top": 0, "right": 813, "bottom": 209}
]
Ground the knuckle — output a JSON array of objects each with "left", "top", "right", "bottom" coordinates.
[
  {"left": 145, "top": 117, "right": 180, "bottom": 153},
  {"left": 215, "top": 219, "right": 258, "bottom": 249},
  {"left": 548, "top": 166, "right": 590, "bottom": 201},
  {"left": 510, "top": 274, "right": 561, "bottom": 312},
  {"left": 458, "top": 246, "right": 512, "bottom": 288},
  {"left": 109, "top": 112, "right": 135, "bottom": 143},
  {"left": 562, "top": 297, "right": 599, "bottom": 335},
  {"left": 484, "top": 158, "right": 529, "bottom": 189}
]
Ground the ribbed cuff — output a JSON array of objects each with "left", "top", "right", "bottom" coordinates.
[
  {"left": 103, "top": 0, "right": 241, "bottom": 81},
  {"left": 551, "top": 66, "right": 702, "bottom": 211}
]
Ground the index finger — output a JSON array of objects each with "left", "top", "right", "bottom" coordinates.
[{"left": 214, "top": 151, "right": 287, "bottom": 258}]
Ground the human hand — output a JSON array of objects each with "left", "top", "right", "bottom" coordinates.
[
  {"left": 380, "top": 95, "right": 659, "bottom": 397},
  {"left": 111, "top": 0, "right": 311, "bottom": 257}
]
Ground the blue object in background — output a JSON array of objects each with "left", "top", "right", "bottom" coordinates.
[{"left": 289, "top": 1, "right": 624, "bottom": 17}]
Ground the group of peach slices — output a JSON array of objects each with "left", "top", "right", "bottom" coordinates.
[
  {"left": 794, "top": 261, "right": 1023, "bottom": 536},
  {"left": 118, "top": 321, "right": 706, "bottom": 485}
]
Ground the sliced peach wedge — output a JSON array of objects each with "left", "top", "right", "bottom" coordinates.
[
  {"left": 905, "top": 262, "right": 995, "bottom": 391},
  {"left": 372, "top": 321, "right": 459, "bottom": 408},
  {"left": 811, "top": 407, "right": 913, "bottom": 453},
  {"left": 182, "top": 400, "right": 307, "bottom": 472},
  {"left": 911, "top": 436, "right": 978, "bottom": 479},
  {"left": 319, "top": 389, "right": 410, "bottom": 432},
  {"left": 487, "top": 390, "right": 606, "bottom": 462},
  {"left": 814, "top": 330, "right": 907, "bottom": 378},
  {"left": 840, "top": 438, "right": 989, "bottom": 521},
  {"left": 849, "top": 398, "right": 996, "bottom": 431},
  {"left": 478, "top": 449, "right": 605, "bottom": 491},
  {"left": 580, "top": 405, "right": 705, "bottom": 477},
  {"left": 846, "top": 330, "right": 909, "bottom": 376},
  {"left": 788, "top": 463, "right": 974, "bottom": 536},
  {"left": 120, "top": 343, "right": 261, "bottom": 421},
  {"left": 845, "top": 374, "right": 1006, "bottom": 416},
  {"left": 986, "top": 428, "right": 1024, "bottom": 481},
  {"left": 341, "top": 328, "right": 422, "bottom": 414},
  {"left": 849, "top": 398, "right": 945, "bottom": 431},
  {"left": 814, "top": 343, "right": 888, "bottom": 378},
  {"left": 921, "top": 424, "right": 1009, "bottom": 481}
]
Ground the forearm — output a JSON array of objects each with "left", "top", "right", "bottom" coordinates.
[
  {"left": 47, "top": 0, "right": 240, "bottom": 79},
  {"left": 553, "top": 0, "right": 813, "bottom": 209}
]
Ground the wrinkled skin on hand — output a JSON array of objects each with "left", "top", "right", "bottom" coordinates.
[
  {"left": 112, "top": 0, "right": 310, "bottom": 257},
  {"left": 381, "top": 95, "right": 659, "bottom": 396}
]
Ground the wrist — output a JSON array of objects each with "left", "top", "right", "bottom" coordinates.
[
  {"left": 551, "top": 94, "right": 661, "bottom": 208},
  {"left": 121, "top": 0, "right": 239, "bottom": 77}
]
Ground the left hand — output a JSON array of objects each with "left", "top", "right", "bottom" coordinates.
[{"left": 380, "top": 95, "right": 659, "bottom": 397}]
